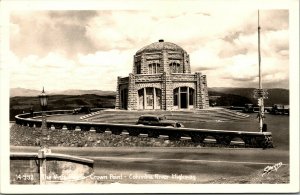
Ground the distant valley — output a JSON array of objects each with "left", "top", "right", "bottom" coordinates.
[
  {"left": 208, "top": 87, "right": 289, "bottom": 107},
  {"left": 9, "top": 87, "right": 289, "bottom": 121},
  {"left": 10, "top": 87, "right": 116, "bottom": 97}
]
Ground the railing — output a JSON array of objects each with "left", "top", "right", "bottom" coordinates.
[{"left": 15, "top": 110, "right": 273, "bottom": 148}]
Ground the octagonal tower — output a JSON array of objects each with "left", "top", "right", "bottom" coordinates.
[{"left": 116, "top": 40, "right": 209, "bottom": 110}]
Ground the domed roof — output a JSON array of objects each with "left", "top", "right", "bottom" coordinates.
[{"left": 136, "top": 40, "right": 185, "bottom": 54}]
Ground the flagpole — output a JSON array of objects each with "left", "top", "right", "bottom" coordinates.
[{"left": 258, "top": 10, "right": 264, "bottom": 132}]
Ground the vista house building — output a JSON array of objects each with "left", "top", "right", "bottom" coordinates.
[{"left": 116, "top": 39, "right": 209, "bottom": 110}]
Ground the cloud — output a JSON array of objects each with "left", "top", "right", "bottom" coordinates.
[
  {"left": 9, "top": 9, "right": 289, "bottom": 91},
  {"left": 10, "top": 11, "right": 98, "bottom": 58}
]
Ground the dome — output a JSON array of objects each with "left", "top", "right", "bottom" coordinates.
[{"left": 136, "top": 39, "right": 185, "bottom": 54}]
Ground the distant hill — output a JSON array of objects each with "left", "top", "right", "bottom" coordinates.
[
  {"left": 10, "top": 87, "right": 116, "bottom": 97},
  {"left": 9, "top": 87, "right": 289, "bottom": 121},
  {"left": 10, "top": 94, "right": 115, "bottom": 121},
  {"left": 10, "top": 88, "right": 41, "bottom": 97},
  {"left": 208, "top": 87, "right": 289, "bottom": 107}
]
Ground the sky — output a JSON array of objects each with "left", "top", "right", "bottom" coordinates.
[{"left": 8, "top": 7, "right": 289, "bottom": 91}]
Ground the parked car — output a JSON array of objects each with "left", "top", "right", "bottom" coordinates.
[
  {"left": 136, "top": 115, "right": 184, "bottom": 127},
  {"left": 243, "top": 104, "right": 255, "bottom": 113},
  {"left": 270, "top": 104, "right": 289, "bottom": 115},
  {"left": 72, "top": 106, "right": 91, "bottom": 114}
]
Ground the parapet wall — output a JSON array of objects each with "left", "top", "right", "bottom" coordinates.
[
  {"left": 14, "top": 110, "right": 273, "bottom": 148},
  {"left": 10, "top": 152, "right": 94, "bottom": 184}
]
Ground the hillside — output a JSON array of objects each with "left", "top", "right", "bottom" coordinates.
[
  {"left": 10, "top": 94, "right": 115, "bottom": 121},
  {"left": 208, "top": 87, "right": 289, "bottom": 107},
  {"left": 9, "top": 87, "right": 289, "bottom": 121},
  {"left": 10, "top": 87, "right": 116, "bottom": 97}
]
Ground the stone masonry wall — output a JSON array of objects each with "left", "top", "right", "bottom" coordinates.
[
  {"left": 118, "top": 42, "right": 208, "bottom": 110},
  {"left": 120, "top": 72, "right": 209, "bottom": 110},
  {"left": 201, "top": 75, "right": 210, "bottom": 108},
  {"left": 195, "top": 72, "right": 202, "bottom": 109},
  {"left": 165, "top": 75, "right": 173, "bottom": 110},
  {"left": 196, "top": 73, "right": 210, "bottom": 109},
  {"left": 127, "top": 73, "right": 136, "bottom": 110},
  {"left": 115, "top": 77, "right": 121, "bottom": 109}
]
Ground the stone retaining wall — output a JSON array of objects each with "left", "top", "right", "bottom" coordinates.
[
  {"left": 10, "top": 152, "right": 94, "bottom": 184},
  {"left": 15, "top": 111, "right": 273, "bottom": 148}
]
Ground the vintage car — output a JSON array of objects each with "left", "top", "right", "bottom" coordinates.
[
  {"left": 243, "top": 104, "right": 255, "bottom": 113},
  {"left": 72, "top": 106, "right": 91, "bottom": 115},
  {"left": 270, "top": 104, "right": 289, "bottom": 115},
  {"left": 136, "top": 115, "right": 184, "bottom": 128}
]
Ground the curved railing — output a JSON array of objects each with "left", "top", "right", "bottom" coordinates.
[{"left": 15, "top": 110, "right": 273, "bottom": 148}]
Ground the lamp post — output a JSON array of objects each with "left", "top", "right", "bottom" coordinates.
[
  {"left": 38, "top": 87, "right": 48, "bottom": 136},
  {"left": 38, "top": 87, "right": 50, "bottom": 184}
]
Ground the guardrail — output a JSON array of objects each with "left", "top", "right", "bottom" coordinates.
[{"left": 15, "top": 110, "right": 273, "bottom": 148}]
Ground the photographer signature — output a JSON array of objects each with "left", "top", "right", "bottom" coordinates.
[{"left": 262, "top": 162, "right": 282, "bottom": 177}]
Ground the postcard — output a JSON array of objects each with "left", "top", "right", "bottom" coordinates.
[{"left": 1, "top": 0, "right": 299, "bottom": 193}]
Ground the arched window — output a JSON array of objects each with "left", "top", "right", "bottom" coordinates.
[
  {"left": 173, "top": 87, "right": 194, "bottom": 109},
  {"left": 138, "top": 87, "right": 161, "bottom": 110},
  {"left": 169, "top": 62, "right": 180, "bottom": 73},
  {"left": 148, "top": 63, "right": 160, "bottom": 74}
]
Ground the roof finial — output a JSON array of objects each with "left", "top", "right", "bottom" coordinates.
[{"left": 42, "top": 86, "right": 45, "bottom": 93}]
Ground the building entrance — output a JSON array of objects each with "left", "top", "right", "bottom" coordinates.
[
  {"left": 138, "top": 87, "right": 161, "bottom": 110},
  {"left": 174, "top": 87, "right": 194, "bottom": 109},
  {"left": 180, "top": 93, "right": 188, "bottom": 109},
  {"left": 120, "top": 88, "right": 128, "bottom": 109}
]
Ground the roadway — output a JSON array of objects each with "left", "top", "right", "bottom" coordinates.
[{"left": 10, "top": 146, "right": 289, "bottom": 184}]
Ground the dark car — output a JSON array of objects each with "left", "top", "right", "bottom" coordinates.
[
  {"left": 270, "top": 104, "right": 289, "bottom": 115},
  {"left": 72, "top": 106, "right": 91, "bottom": 115},
  {"left": 136, "top": 115, "right": 184, "bottom": 128},
  {"left": 243, "top": 104, "right": 255, "bottom": 113}
]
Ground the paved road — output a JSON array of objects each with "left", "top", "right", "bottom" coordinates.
[{"left": 10, "top": 146, "right": 289, "bottom": 184}]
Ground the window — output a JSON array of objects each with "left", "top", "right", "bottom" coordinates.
[
  {"left": 148, "top": 63, "right": 160, "bottom": 74},
  {"left": 174, "top": 88, "right": 178, "bottom": 106},
  {"left": 189, "top": 88, "right": 194, "bottom": 105},
  {"left": 120, "top": 88, "right": 128, "bottom": 109},
  {"left": 146, "top": 88, "right": 154, "bottom": 108},
  {"left": 136, "top": 61, "right": 141, "bottom": 74},
  {"left": 181, "top": 87, "right": 187, "bottom": 92},
  {"left": 173, "top": 87, "right": 195, "bottom": 108},
  {"left": 138, "top": 87, "right": 162, "bottom": 110},
  {"left": 169, "top": 62, "right": 180, "bottom": 73}
]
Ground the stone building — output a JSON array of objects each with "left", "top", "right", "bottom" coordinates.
[{"left": 115, "top": 39, "right": 209, "bottom": 110}]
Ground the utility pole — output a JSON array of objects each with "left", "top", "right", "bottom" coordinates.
[{"left": 257, "top": 10, "right": 266, "bottom": 132}]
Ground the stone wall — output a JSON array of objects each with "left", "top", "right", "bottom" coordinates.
[
  {"left": 133, "top": 50, "right": 191, "bottom": 76},
  {"left": 115, "top": 77, "right": 121, "bottom": 109},
  {"left": 121, "top": 72, "right": 209, "bottom": 110},
  {"left": 164, "top": 74, "right": 173, "bottom": 110},
  {"left": 10, "top": 157, "right": 40, "bottom": 184},
  {"left": 127, "top": 73, "right": 136, "bottom": 110},
  {"left": 115, "top": 77, "right": 129, "bottom": 109},
  {"left": 10, "top": 153, "right": 94, "bottom": 184}
]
